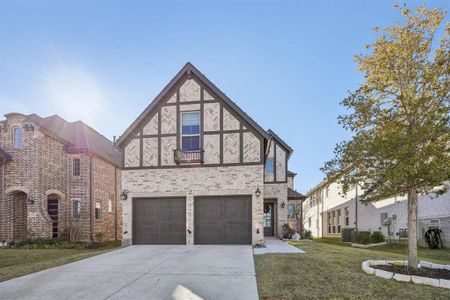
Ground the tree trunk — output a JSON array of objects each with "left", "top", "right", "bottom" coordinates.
[{"left": 407, "top": 186, "right": 418, "bottom": 271}]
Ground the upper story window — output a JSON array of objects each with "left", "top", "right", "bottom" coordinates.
[
  {"left": 13, "top": 127, "right": 23, "bottom": 149},
  {"left": 72, "top": 158, "right": 81, "bottom": 176},
  {"left": 265, "top": 158, "right": 274, "bottom": 173},
  {"left": 181, "top": 112, "right": 200, "bottom": 151}
]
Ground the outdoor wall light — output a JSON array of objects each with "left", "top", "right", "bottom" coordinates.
[
  {"left": 120, "top": 189, "right": 129, "bottom": 201},
  {"left": 255, "top": 188, "right": 261, "bottom": 198},
  {"left": 256, "top": 228, "right": 260, "bottom": 234},
  {"left": 281, "top": 201, "right": 286, "bottom": 208},
  {"left": 26, "top": 197, "right": 34, "bottom": 205}
]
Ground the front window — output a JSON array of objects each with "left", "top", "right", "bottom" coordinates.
[
  {"left": 332, "top": 211, "right": 336, "bottom": 233},
  {"left": 265, "top": 158, "right": 274, "bottom": 173},
  {"left": 181, "top": 112, "right": 200, "bottom": 151},
  {"left": 73, "top": 200, "right": 80, "bottom": 218},
  {"left": 328, "top": 212, "right": 332, "bottom": 233},
  {"left": 108, "top": 197, "right": 113, "bottom": 213},
  {"left": 13, "top": 127, "right": 23, "bottom": 149},
  {"left": 287, "top": 204, "right": 295, "bottom": 219},
  {"left": 95, "top": 202, "right": 101, "bottom": 220},
  {"left": 345, "top": 207, "right": 349, "bottom": 226},
  {"left": 337, "top": 209, "right": 341, "bottom": 233}
]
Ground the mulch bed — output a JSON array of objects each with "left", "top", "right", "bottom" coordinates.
[{"left": 374, "top": 265, "right": 450, "bottom": 280}]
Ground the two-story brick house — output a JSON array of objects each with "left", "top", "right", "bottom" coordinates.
[
  {"left": 0, "top": 113, "right": 122, "bottom": 242},
  {"left": 117, "top": 63, "right": 300, "bottom": 245}
]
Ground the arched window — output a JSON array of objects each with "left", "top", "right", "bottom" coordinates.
[{"left": 13, "top": 127, "right": 23, "bottom": 149}]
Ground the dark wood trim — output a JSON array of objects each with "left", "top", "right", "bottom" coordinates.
[
  {"left": 220, "top": 103, "right": 223, "bottom": 165},
  {"left": 116, "top": 64, "right": 271, "bottom": 149},
  {"left": 204, "top": 129, "right": 250, "bottom": 135},
  {"left": 122, "top": 162, "right": 263, "bottom": 170},
  {"left": 273, "top": 141, "right": 277, "bottom": 182},
  {"left": 200, "top": 87, "right": 205, "bottom": 152},
  {"left": 139, "top": 128, "right": 143, "bottom": 167},
  {"left": 141, "top": 133, "right": 177, "bottom": 139},
  {"left": 158, "top": 107, "right": 162, "bottom": 167},
  {"left": 264, "top": 181, "right": 288, "bottom": 184},
  {"left": 176, "top": 89, "right": 180, "bottom": 152},
  {"left": 239, "top": 123, "right": 243, "bottom": 164}
]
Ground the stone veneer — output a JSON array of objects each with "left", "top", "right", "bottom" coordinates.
[
  {"left": 121, "top": 165, "right": 265, "bottom": 246},
  {"left": 264, "top": 183, "right": 289, "bottom": 236}
]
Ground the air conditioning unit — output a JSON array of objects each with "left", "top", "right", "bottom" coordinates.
[{"left": 383, "top": 217, "right": 392, "bottom": 226}]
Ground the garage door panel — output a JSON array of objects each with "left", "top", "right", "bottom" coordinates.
[
  {"left": 133, "top": 197, "right": 186, "bottom": 245},
  {"left": 194, "top": 196, "right": 251, "bottom": 245}
]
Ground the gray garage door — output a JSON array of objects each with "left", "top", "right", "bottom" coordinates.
[
  {"left": 132, "top": 197, "right": 186, "bottom": 245},
  {"left": 194, "top": 196, "right": 252, "bottom": 245}
]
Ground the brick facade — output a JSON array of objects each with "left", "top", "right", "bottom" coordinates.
[
  {"left": 122, "top": 165, "right": 265, "bottom": 246},
  {"left": 0, "top": 113, "right": 122, "bottom": 242},
  {"left": 118, "top": 63, "right": 295, "bottom": 246}
]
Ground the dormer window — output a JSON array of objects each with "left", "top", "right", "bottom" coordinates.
[
  {"left": 181, "top": 112, "right": 200, "bottom": 151},
  {"left": 13, "top": 127, "right": 23, "bottom": 149}
]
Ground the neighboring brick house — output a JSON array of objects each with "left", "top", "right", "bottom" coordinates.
[
  {"left": 0, "top": 113, "right": 122, "bottom": 242},
  {"left": 303, "top": 178, "right": 450, "bottom": 247},
  {"left": 116, "top": 62, "right": 301, "bottom": 246}
]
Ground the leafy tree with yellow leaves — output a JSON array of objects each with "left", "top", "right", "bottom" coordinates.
[{"left": 322, "top": 5, "right": 449, "bottom": 271}]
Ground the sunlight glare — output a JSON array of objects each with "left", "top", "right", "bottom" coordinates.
[{"left": 42, "top": 62, "right": 105, "bottom": 123}]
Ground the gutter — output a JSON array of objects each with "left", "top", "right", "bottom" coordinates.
[
  {"left": 114, "top": 167, "right": 118, "bottom": 241},
  {"left": 89, "top": 156, "right": 93, "bottom": 241}
]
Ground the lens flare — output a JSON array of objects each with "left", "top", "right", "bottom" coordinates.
[{"left": 42, "top": 61, "right": 105, "bottom": 123}]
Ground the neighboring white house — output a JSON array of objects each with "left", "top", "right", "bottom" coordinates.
[{"left": 303, "top": 179, "right": 450, "bottom": 247}]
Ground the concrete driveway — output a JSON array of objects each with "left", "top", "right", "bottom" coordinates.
[{"left": 0, "top": 245, "right": 258, "bottom": 300}]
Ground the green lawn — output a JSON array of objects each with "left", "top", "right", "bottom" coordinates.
[
  {"left": 254, "top": 238, "right": 450, "bottom": 300},
  {"left": 0, "top": 241, "right": 121, "bottom": 282}
]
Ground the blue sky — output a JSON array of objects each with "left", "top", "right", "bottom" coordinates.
[{"left": 1, "top": 0, "right": 448, "bottom": 193}]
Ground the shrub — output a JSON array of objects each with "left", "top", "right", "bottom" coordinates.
[
  {"left": 94, "top": 232, "right": 104, "bottom": 243},
  {"left": 61, "top": 224, "right": 81, "bottom": 243},
  {"left": 302, "top": 229, "right": 312, "bottom": 240},
  {"left": 371, "top": 231, "right": 385, "bottom": 243},
  {"left": 357, "top": 232, "right": 371, "bottom": 245},
  {"left": 16, "top": 238, "right": 83, "bottom": 249},
  {"left": 282, "top": 223, "right": 295, "bottom": 239}
]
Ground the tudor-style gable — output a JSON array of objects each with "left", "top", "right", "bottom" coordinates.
[{"left": 118, "top": 63, "right": 269, "bottom": 169}]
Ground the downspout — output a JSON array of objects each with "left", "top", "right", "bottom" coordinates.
[
  {"left": 114, "top": 167, "right": 118, "bottom": 241},
  {"left": 1, "top": 161, "right": 4, "bottom": 235},
  {"left": 89, "top": 156, "right": 93, "bottom": 241},
  {"left": 321, "top": 194, "right": 324, "bottom": 238}
]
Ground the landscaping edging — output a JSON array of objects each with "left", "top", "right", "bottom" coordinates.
[
  {"left": 352, "top": 242, "right": 387, "bottom": 248},
  {"left": 362, "top": 260, "right": 450, "bottom": 289}
]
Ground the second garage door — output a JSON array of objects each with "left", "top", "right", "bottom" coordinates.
[
  {"left": 133, "top": 197, "right": 186, "bottom": 245},
  {"left": 194, "top": 196, "right": 252, "bottom": 245}
]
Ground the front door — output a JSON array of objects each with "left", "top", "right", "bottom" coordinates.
[{"left": 263, "top": 203, "right": 274, "bottom": 236}]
